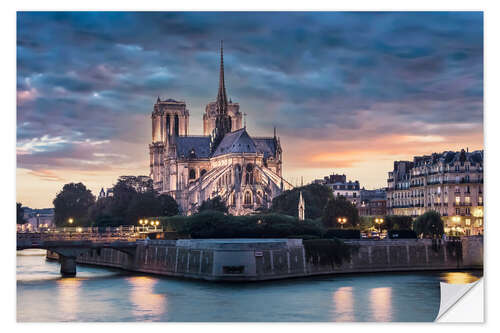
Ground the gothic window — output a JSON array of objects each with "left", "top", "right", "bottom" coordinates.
[
  {"left": 256, "top": 191, "right": 262, "bottom": 204},
  {"left": 200, "top": 169, "right": 207, "bottom": 177},
  {"left": 244, "top": 191, "right": 252, "bottom": 205},
  {"left": 245, "top": 164, "right": 254, "bottom": 184},
  {"left": 189, "top": 169, "right": 196, "bottom": 180},
  {"left": 174, "top": 114, "right": 179, "bottom": 136}
]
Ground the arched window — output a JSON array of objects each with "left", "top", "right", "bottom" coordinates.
[
  {"left": 189, "top": 169, "right": 196, "bottom": 180},
  {"left": 245, "top": 164, "right": 254, "bottom": 184},
  {"left": 244, "top": 191, "right": 252, "bottom": 205},
  {"left": 200, "top": 169, "right": 207, "bottom": 177},
  {"left": 256, "top": 191, "right": 262, "bottom": 204},
  {"left": 174, "top": 114, "right": 179, "bottom": 136}
]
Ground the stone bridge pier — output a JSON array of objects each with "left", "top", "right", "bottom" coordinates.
[
  {"left": 49, "top": 245, "right": 137, "bottom": 277},
  {"left": 50, "top": 247, "right": 90, "bottom": 277}
]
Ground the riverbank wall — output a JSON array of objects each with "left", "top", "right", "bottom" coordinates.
[{"left": 46, "top": 237, "right": 483, "bottom": 281}]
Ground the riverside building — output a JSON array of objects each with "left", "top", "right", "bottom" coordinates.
[
  {"left": 149, "top": 42, "right": 291, "bottom": 215},
  {"left": 386, "top": 149, "right": 484, "bottom": 236}
]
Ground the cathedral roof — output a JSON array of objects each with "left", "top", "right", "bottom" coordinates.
[
  {"left": 253, "top": 137, "right": 278, "bottom": 159},
  {"left": 212, "top": 128, "right": 258, "bottom": 157},
  {"left": 175, "top": 136, "right": 211, "bottom": 158}
]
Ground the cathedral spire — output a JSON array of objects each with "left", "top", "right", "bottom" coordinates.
[
  {"left": 210, "top": 40, "right": 232, "bottom": 154},
  {"left": 216, "top": 40, "right": 228, "bottom": 115}
]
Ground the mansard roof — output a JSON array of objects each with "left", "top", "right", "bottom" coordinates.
[
  {"left": 212, "top": 128, "right": 257, "bottom": 157},
  {"left": 175, "top": 136, "right": 211, "bottom": 158}
]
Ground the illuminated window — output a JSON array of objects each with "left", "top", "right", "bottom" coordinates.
[
  {"left": 465, "top": 196, "right": 470, "bottom": 203},
  {"left": 465, "top": 219, "right": 471, "bottom": 226},
  {"left": 244, "top": 191, "right": 252, "bottom": 205},
  {"left": 455, "top": 196, "right": 460, "bottom": 204}
]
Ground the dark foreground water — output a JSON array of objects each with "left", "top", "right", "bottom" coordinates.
[{"left": 17, "top": 249, "right": 482, "bottom": 322}]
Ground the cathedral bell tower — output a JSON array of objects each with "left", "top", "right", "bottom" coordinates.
[
  {"left": 210, "top": 40, "right": 232, "bottom": 153},
  {"left": 149, "top": 97, "right": 189, "bottom": 192}
]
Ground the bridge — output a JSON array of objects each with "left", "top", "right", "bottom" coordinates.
[{"left": 17, "top": 228, "right": 145, "bottom": 277}]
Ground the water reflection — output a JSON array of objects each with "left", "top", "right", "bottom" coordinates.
[
  {"left": 370, "top": 287, "right": 392, "bottom": 322},
  {"left": 332, "top": 286, "right": 354, "bottom": 321},
  {"left": 441, "top": 272, "right": 481, "bottom": 284},
  {"left": 127, "top": 276, "right": 166, "bottom": 320},
  {"left": 56, "top": 278, "right": 82, "bottom": 321}
]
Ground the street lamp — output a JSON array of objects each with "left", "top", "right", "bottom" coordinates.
[
  {"left": 375, "top": 217, "right": 384, "bottom": 233},
  {"left": 139, "top": 219, "right": 144, "bottom": 232},
  {"left": 337, "top": 217, "right": 347, "bottom": 229},
  {"left": 155, "top": 220, "right": 160, "bottom": 231}
]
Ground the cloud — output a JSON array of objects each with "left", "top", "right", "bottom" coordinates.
[{"left": 16, "top": 12, "right": 484, "bottom": 207}]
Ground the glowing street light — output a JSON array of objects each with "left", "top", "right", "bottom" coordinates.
[
  {"left": 68, "top": 218, "right": 74, "bottom": 226},
  {"left": 337, "top": 217, "right": 348, "bottom": 229},
  {"left": 374, "top": 217, "right": 384, "bottom": 233}
]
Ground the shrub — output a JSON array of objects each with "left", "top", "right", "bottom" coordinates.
[
  {"left": 413, "top": 211, "right": 444, "bottom": 238},
  {"left": 388, "top": 229, "right": 417, "bottom": 239},
  {"left": 324, "top": 229, "right": 361, "bottom": 239},
  {"left": 303, "top": 238, "right": 357, "bottom": 268}
]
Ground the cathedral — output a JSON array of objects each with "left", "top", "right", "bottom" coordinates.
[{"left": 149, "top": 42, "right": 292, "bottom": 215}]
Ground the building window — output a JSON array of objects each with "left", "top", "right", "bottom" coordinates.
[
  {"left": 455, "top": 196, "right": 460, "bottom": 204},
  {"left": 189, "top": 169, "right": 196, "bottom": 180},
  {"left": 465, "top": 196, "right": 470, "bottom": 204},
  {"left": 353, "top": 192, "right": 357, "bottom": 198},
  {"left": 455, "top": 208, "right": 460, "bottom": 215},
  {"left": 465, "top": 208, "right": 471, "bottom": 215},
  {"left": 245, "top": 164, "right": 254, "bottom": 185},
  {"left": 244, "top": 191, "right": 252, "bottom": 205},
  {"left": 465, "top": 219, "right": 471, "bottom": 226},
  {"left": 200, "top": 169, "right": 207, "bottom": 177}
]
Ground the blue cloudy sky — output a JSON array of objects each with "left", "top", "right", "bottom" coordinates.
[{"left": 16, "top": 12, "right": 483, "bottom": 207}]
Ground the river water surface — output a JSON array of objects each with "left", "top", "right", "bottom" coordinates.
[{"left": 17, "top": 249, "right": 482, "bottom": 322}]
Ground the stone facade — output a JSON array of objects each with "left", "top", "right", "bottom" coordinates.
[
  {"left": 387, "top": 149, "right": 484, "bottom": 236},
  {"left": 149, "top": 42, "right": 291, "bottom": 215}
]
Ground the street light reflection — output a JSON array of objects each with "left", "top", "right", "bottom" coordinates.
[
  {"left": 332, "top": 286, "right": 354, "bottom": 321},
  {"left": 127, "top": 276, "right": 166, "bottom": 320},
  {"left": 370, "top": 287, "right": 392, "bottom": 322},
  {"left": 441, "top": 272, "right": 481, "bottom": 284},
  {"left": 56, "top": 278, "right": 82, "bottom": 321}
]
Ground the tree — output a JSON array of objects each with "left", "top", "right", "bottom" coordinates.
[
  {"left": 383, "top": 215, "right": 413, "bottom": 230},
  {"left": 158, "top": 194, "right": 179, "bottom": 216},
  {"left": 125, "top": 191, "right": 163, "bottom": 225},
  {"left": 322, "top": 196, "right": 359, "bottom": 228},
  {"left": 270, "top": 184, "right": 333, "bottom": 219},
  {"left": 197, "top": 196, "right": 228, "bottom": 214},
  {"left": 53, "top": 182, "right": 95, "bottom": 226},
  {"left": 413, "top": 211, "right": 444, "bottom": 238},
  {"left": 17, "top": 202, "right": 26, "bottom": 224}
]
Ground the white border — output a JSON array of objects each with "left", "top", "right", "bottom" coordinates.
[{"left": 3, "top": 0, "right": 498, "bottom": 331}]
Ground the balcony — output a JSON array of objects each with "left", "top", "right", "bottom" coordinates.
[{"left": 453, "top": 202, "right": 472, "bottom": 207}]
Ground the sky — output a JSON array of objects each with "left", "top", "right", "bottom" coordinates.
[{"left": 16, "top": 12, "right": 484, "bottom": 208}]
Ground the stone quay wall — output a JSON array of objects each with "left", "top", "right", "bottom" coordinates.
[{"left": 47, "top": 237, "right": 483, "bottom": 281}]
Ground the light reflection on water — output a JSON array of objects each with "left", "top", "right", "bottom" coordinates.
[
  {"left": 370, "top": 287, "right": 392, "bottom": 322},
  {"left": 16, "top": 252, "right": 482, "bottom": 322},
  {"left": 332, "top": 286, "right": 354, "bottom": 321},
  {"left": 127, "top": 276, "right": 167, "bottom": 320}
]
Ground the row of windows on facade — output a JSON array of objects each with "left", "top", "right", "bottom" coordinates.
[
  {"left": 189, "top": 164, "right": 256, "bottom": 185},
  {"left": 390, "top": 185, "right": 482, "bottom": 199},
  {"left": 390, "top": 195, "right": 483, "bottom": 206},
  {"left": 411, "top": 163, "right": 481, "bottom": 175}
]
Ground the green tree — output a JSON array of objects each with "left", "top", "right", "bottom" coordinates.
[
  {"left": 158, "top": 194, "right": 179, "bottom": 216},
  {"left": 125, "top": 191, "right": 163, "bottom": 225},
  {"left": 413, "top": 211, "right": 444, "bottom": 238},
  {"left": 383, "top": 215, "right": 413, "bottom": 230},
  {"left": 197, "top": 196, "right": 228, "bottom": 214},
  {"left": 270, "top": 184, "right": 333, "bottom": 219},
  {"left": 17, "top": 202, "right": 26, "bottom": 224},
  {"left": 53, "top": 182, "right": 95, "bottom": 226},
  {"left": 322, "top": 196, "right": 359, "bottom": 228}
]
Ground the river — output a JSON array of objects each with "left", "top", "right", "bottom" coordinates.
[{"left": 16, "top": 249, "right": 482, "bottom": 322}]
